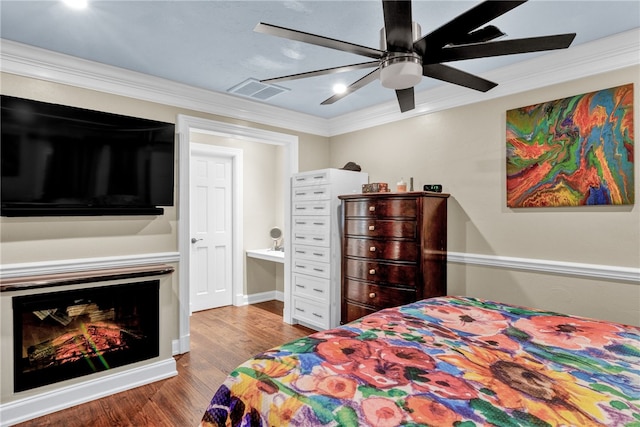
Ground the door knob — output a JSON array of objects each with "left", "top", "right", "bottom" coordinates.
[{"left": 191, "top": 238, "right": 203, "bottom": 244}]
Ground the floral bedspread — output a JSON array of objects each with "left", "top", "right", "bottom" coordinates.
[{"left": 200, "top": 296, "right": 640, "bottom": 427}]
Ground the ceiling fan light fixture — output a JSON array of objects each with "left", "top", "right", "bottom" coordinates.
[
  {"left": 380, "top": 53, "right": 422, "bottom": 90},
  {"left": 332, "top": 83, "right": 348, "bottom": 94}
]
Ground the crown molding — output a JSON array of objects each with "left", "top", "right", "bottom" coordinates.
[
  {"left": 0, "top": 39, "right": 328, "bottom": 136},
  {"left": 327, "top": 28, "right": 640, "bottom": 136},
  {"left": 1, "top": 28, "right": 638, "bottom": 138}
]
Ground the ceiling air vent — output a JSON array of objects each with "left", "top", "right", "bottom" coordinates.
[{"left": 227, "top": 78, "right": 290, "bottom": 101}]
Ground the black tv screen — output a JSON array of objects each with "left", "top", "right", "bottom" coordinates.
[{"left": 1, "top": 95, "right": 175, "bottom": 216}]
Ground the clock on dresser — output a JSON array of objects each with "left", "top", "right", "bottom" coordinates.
[{"left": 338, "top": 191, "right": 449, "bottom": 324}]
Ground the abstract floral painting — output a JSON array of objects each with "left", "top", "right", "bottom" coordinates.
[{"left": 506, "top": 84, "right": 634, "bottom": 207}]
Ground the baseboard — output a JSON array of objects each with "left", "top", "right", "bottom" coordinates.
[
  {"left": 245, "top": 290, "right": 284, "bottom": 305},
  {"left": 0, "top": 253, "right": 181, "bottom": 279},
  {"left": 448, "top": 252, "right": 640, "bottom": 283},
  {"left": 0, "top": 357, "right": 177, "bottom": 427}
]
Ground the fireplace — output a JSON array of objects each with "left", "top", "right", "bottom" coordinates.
[{"left": 12, "top": 280, "right": 159, "bottom": 392}]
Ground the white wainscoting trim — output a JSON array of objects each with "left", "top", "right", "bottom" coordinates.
[
  {"left": 448, "top": 252, "right": 640, "bottom": 283},
  {"left": 0, "top": 252, "right": 180, "bottom": 279},
  {"left": 0, "top": 358, "right": 177, "bottom": 427}
]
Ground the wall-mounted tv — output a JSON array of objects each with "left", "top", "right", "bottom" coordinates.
[{"left": 1, "top": 95, "right": 175, "bottom": 217}]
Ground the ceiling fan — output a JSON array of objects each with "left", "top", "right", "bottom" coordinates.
[{"left": 255, "top": 0, "right": 576, "bottom": 113}]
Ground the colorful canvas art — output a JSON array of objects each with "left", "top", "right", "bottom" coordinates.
[{"left": 506, "top": 84, "right": 634, "bottom": 207}]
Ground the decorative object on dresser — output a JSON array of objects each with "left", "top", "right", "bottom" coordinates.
[
  {"left": 338, "top": 191, "right": 449, "bottom": 323},
  {"left": 291, "top": 168, "right": 368, "bottom": 330}
]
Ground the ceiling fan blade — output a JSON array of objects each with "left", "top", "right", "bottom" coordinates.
[
  {"left": 254, "top": 23, "right": 383, "bottom": 59},
  {"left": 423, "top": 63, "right": 497, "bottom": 92},
  {"left": 321, "top": 69, "right": 380, "bottom": 105},
  {"left": 382, "top": 0, "right": 414, "bottom": 52},
  {"left": 395, "top": 88, "right": 415, "bottom": 112},
  {"left": 260, "top": 61, "right": 379, "bottom": 84},
  {"left": 414, "top": 0, "right": 527, "bottom": 55},
  {"left": 428, "top": 33, "right": 577, "bottom": 63},
  {"left": 449, "top": 25, "right": 505, "bottom": 45}
]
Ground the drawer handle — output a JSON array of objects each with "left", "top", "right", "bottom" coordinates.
[
  {"left": 296, "top": 221, "right": 308, "bottom": 225},
  {"left": 296, "top": 236, "right": 306, "bottom": 240},
  {"left": 296, "top": 264, "right": 307, "bottom": 269},
  {"left": 313, "top": 237, "right": 324, "bottom": 241},
  {"left": 312, "top": 313, "right": 323, "bottom": 318},
  {"left": 296, "top": 192, "right": 308, "bottom": 196},
  {"left": 296, "top": 207, "right": 307, "bottom": 210},
  {"left": 295, "top": 250, "right": 306, "bottom": 254},
  {"left": 313, "top": 288, "right": 324, "bottom": 293},
  {"left": 369, "top": 269, "right": 376, "bottom": 275},
  {"left": 313, "top": 222, "right": 324, "bottom": 225},
  {"left": 313, "top": 252, "right": 324, "bottom": 256},
  {"left": 369, "top": 292, "right": 376, "bottom": 298},
  {"left": 295, "top": 177, "right": 306, "bottom": 181},
  {"left": 313, "top": 175, "right": 324, "bottom": 179},
  {"left": 369, "top": 206, "right": 375, "bottom": 212},
  {"left": 368, "top": 225, "right": 375, "bottom": 231},
  {"left": 296, "top": 307, "right": 305, "bottom": 312},
  {"left": 296, "top": 284, "right": 306, "bottom": 288},
  {"left": 313, "top": 191, "right": 324, "bottom": 194},
  {"left": 313, "top": 268, "right": 325, "bottom": 272},
  {"left": 313, "top": 206, "right": 325, "bottom": 210},
  {"left": 369, "top": 246, "right": 376, "bottom": 252}
]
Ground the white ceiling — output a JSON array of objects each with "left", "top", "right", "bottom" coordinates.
[{"left": 1, "top": 0, "right": 639, "bottom": 119}]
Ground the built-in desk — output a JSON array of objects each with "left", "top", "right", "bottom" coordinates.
[{"left": 246, "top": 249, "right": 284, "bottom": 264}]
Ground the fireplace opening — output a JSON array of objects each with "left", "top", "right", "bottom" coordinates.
[{"left": 13, "top": 280, "right": 159, "bottom": 392}]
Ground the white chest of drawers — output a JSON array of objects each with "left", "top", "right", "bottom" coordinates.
[{"left": 290, "top": 168, "right": 368, "bottom": 330}]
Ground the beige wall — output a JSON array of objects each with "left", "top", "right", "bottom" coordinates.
[{"left": 330, "top": 66, "right": 639, "bottom": 326}]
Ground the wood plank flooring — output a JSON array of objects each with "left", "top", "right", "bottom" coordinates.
[{"left": 14, "top": 301, "right": 314, "bottom": 427}]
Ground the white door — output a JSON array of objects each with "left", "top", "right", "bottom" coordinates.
[{"left": 190, "top": 149, "right": 233, "bottom": 312}]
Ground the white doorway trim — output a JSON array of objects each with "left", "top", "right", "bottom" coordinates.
[{"left": 176, "top": 115, "right": 299, "bottom": 354}]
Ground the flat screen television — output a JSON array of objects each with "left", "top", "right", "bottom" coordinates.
[{"left": 1, "top": 95, "right": 175, "bottom": 217}]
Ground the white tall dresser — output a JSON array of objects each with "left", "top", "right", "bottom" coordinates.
[{"left": 290, "top": 168, "right": 368, "bottom": 330}]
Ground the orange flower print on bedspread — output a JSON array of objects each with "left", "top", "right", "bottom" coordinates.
[
  {"left": 404, "top": 396, "right": 463, "bottom": 426},
  {"left": 421, "top": 303, "right": 509, "bottom": 336},
  {"left": 361, "top": 397, "right": 404, "bottom": 427},
  {"left": 439, "top": 345, "right": 612, "bottom": 426},
  {"left": 513, "top": 315, "right": 625, "bottom": 349}
]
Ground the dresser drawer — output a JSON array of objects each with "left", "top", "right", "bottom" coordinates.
[
  {"left": 292, "top": 216, "right": 330, "bottom": 233},
  {"left": 293, "top": 244, "right": 330, "bottom": 262},
  {"left": 344, "top": 219, "right": 416, "bottom": 239},
  {"left": 292, "top": 230, "right": 330, "bottom": 247},
  {"left": 293, "top": 273, "right": 329, "bottom": 303},
  {"left": 344, "top": 278, "right": 416, "bottom": 309},
  {"left": 344, "top": 259, "right": 417, "bottom": 285},
  {"left": 293, "top": 258, "right": 330, "bottom": 279},
  {"left": 344, "top": 198, "right": 417, "bottom": 218},
  {"left": 292, "top": 185, "right": 330, "bottom": 201},
  {"left": 292, "top": 200, "right": 331, "bottom": 216},
  {"left": 292, "top": 171, "right": 329, "bottom": 187},
  {"left": 293, "top": 297, "right": 329, "bottom": 329},
  {"left": 344, "top": 238, "right": 418, "bottom": 262}
]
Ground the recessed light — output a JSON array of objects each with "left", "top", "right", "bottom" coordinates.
[
  {"left": 62, "top": 0, "right": 88, "bottom": 10},
  {"left": 332, "top": 83, "right": 347, "bottom": 94}
]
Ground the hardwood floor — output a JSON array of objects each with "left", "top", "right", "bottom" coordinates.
[{"left": 15, "top": 301, "right": 314, "bottom": 427}]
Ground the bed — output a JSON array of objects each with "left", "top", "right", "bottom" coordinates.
[{"left": 200, "top": 296, "right": 640, "bottom": 426}]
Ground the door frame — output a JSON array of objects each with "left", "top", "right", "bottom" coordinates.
[
  {"left": 190, "top": 142, "right": 240, "bottom": 312},
  {"left": 176, "top": 114, "right": 298, "bottom": 354}
]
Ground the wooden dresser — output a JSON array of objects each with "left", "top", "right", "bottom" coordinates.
[{"left": 338, "top": 191, "right": 449, "bottom": 323}]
